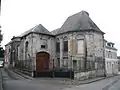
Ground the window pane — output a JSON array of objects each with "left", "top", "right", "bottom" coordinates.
[
  {"left": 56, "top": 42, "right": 60, "bottom": 52},
  {"left": 64, "top": 41, "right": 68, "bottom": 52}
]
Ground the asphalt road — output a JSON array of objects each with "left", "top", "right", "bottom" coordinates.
[
  {"left": 107, "top": 79, "right": 120, "bottom": 90},
  {"left": 1, "top": 68, "right": 69, "bottom": 90},
  {"left": 1, "top": 68, "right": 120, "bottom": 90},
  {"left": 63, "top": 75, "right": 120, "bottom": 90}
]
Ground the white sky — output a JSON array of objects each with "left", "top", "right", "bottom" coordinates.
[{"left": 1, "top": 0, "right": 120, "bottom": 56}]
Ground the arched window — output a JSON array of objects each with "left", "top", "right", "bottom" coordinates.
[
  {"left": 63, "top": 36, "right": 68, "bottom": 52},
  {"left": 76, "top": 34, "right": 85, "bottom": 54},
  {"left": 56, "top": 38, "right": 60, "bottom": 52},
  {"left": 25, "top": 41, "right": 28, "bottom": 60}
]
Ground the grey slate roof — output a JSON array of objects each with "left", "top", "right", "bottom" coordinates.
[
  {"left": 105, "top": 46, "right": 117, "bottom": 51},
  {"left": 51, "top": 28, "right": 60, "bottom": 35},
  {"left": 20, "top": 24, "right": 53, "bottom": 37},
  {"left": 5, "top": 40, "right": 12, "bottom": 46},
  {"left": 51, "top": 11, "right": 104, "bottom": 35}
]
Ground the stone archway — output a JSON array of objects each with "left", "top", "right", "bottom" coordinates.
[{"left": 36, "top": 52, "right": 50, "bottom": 72}]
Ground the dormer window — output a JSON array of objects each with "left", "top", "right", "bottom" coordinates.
[
  {"left": 107, "top": 42, "right": 114, "bottom": 47},
  {"left": 107, "top": 43, "right": 111, "bottom": 47}
]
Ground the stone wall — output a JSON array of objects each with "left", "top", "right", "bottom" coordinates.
[
  {"left": 74, "top": 69, "right": 104, "bottom": 80},
  {"left": 55, "top": 31, "right": 104, "bottom": 75},
  {"left": 19, "top": 33, "right": 56, "bottom": 71},
  {"left": 4, "top": 45, "right": 11, "bottom": 68},
  {"left": 17, "top": 30, "right": 105, "bottom": 77},
  {"left": 105, "top": 58, "right": 118, "bottom": 76}
]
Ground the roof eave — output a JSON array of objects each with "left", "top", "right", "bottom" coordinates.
[
  {"left": 105, "top": 46, "right": 117, "bottom": 51},
  {"left": 54, "top": 29, "right": 105, "bottom": 36},
  {"left": 11, "top": 36, "right": 21, "bottom": 40}
]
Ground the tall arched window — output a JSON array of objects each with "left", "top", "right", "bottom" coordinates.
[
  {"left": 25, "top": 41, "right": 28, "bottom": 60},
  {"left": 56, "top": 38, "right": 60, "bottom": 52},
  {"left": 63, "top": 36, "right": 68, "bottom": 52},
  {"left": 76, "top": 34, "right": 84, "bottom": 54}
]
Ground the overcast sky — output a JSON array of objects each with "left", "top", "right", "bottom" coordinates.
[{"left": 1, "top": 0, "right": 120, "bottom": 55}]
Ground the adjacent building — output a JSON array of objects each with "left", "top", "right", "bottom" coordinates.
[
  {"left": 104, "top": 40, "right": 118, "bottom": 76},
  {"left": 117, "top": 56, "right": 120, "bottom": 72},
  {"left": 0, "top": 26, "right": 4, "bottom": 66},
  {"left": 4, "top": 36, "right": 21, "bottom": 68},
  {"left": 4, "top": 42, "right": 11, "bottom": 68}
]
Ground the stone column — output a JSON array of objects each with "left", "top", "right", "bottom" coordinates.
[{"left": 60, "top": 38, "right": 63, "bottom": 67}]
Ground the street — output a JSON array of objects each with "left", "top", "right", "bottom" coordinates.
[
  {"left": 1, "top": 68, "right": 69, "bottom": 90},
  {"left": 1, "top": 68, "right": 120, "bottom": 90},
  {"left": 63, "top": 75, "right": 120, "bottom": 90},
  {"left": 107, "top": 79, "right": 120, "bottom": 90}
]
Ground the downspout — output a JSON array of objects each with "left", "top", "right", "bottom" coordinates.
[
  {"left": 31, "top": 33, "right": 34, "bottom": 77},
  {"left": 103, "top": 35, "right": 106, "bottom": 77},
  {"left": 70, "top": 32, "right": 73, "bottom": 79}
]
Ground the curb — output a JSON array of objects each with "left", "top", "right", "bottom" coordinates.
[
  {"left": 60, "top": 77, "right": 105, "bottom": 85},
  {"left": 61, "top": 75, "right": 120, "bottom": 85},
  {"left": 0, "top": 80, "right": 3, "bottom": 90}
]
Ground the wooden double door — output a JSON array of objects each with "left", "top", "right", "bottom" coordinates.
[{"left": 36, "top": 52, "right": 50, "bottom": 72}]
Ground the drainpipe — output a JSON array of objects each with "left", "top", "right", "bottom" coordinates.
[
  {"left": 70, "top": 32, "right": 73, "bottom": 79},
  {"left": 103, "top": 35, "right": 106, "bottom": 77},
  {"left": 31, "top": 33, "right": 34, "bottom": 77},
  {"left": 84, "top": 34, "right": 87, "bottom": 71}
]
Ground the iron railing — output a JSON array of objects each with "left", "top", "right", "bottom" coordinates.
[{"left": 15, "top": 59, "right": 33, "bottom": 71}]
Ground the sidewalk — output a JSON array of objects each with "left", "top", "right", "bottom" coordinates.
[
  {"left": 62, "top": 75, "right": 120, "bottom": 90},
  {"left": 0, "top": 76, "right": 3, "bottom": 90},
  {"left": 9, "top": 68, "right": 119, "bottom": 85},
  {"left": 0, "top": 68, "right": 4, "bottom": 90},
  {"left": 60, "top": 77, "right": 105, "bottom": 85}
]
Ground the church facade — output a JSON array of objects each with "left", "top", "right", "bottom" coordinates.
[{"left": 5, "top": 11, "right": 107, "bottom": 79}]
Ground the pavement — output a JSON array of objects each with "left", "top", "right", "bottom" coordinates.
[
  {"left": 0, "top": 68, "right": 3, "bottom": 90},
  {"left": 2, "top": 68, "right": 70, "bottom": 90},
  {"left": 107, "top": 79, "right": 120, "bottom": 90},
  {"left": 2, "top": 68, "right": 120, "bottom": 90},
  {"left": 62, "top": 75, "right": 120, "bottom": 90}
]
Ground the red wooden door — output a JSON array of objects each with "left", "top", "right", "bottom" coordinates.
[{"left": 36, "top": 52, "right": 49, "bottom": 72}]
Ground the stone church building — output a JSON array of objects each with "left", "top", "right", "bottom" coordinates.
[{"left": 5, "top": 11, "right": 106, "bottom": 78}]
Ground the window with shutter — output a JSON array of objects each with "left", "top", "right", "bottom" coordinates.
[{"left": 77, "top": 39, "right": 84, "bottom": 54}]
